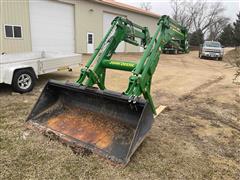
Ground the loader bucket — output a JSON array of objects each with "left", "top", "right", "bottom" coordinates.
[{"left": 26, "top": 80, "right": 154, "bottom": 165}]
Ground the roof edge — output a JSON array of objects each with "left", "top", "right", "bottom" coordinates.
[{"left": 93, "top": 0, "right": 160, "bottom": 19}]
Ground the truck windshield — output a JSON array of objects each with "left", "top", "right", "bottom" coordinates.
[{"left": 204, "top": 42, "right": 221, "bottom": 48}]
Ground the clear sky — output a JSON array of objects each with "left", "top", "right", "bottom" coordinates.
[{"left": 117, "top": 0, "right": 240, "bottom": 22}]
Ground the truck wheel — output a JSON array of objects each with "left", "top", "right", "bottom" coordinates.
[{"left": 12, "top": 69, "right": 36, "bottom": 93}]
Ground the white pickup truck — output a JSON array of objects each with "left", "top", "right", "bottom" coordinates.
[
  {"left": 0, "top": 52, "right": 82, "bottom": 93},
  {"left": 199, "top": 41, "right": 224, "bottom": 60}
]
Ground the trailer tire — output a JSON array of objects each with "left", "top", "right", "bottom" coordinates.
[{"left": 12, "top": 69, "right": 36, "bottom": 93}]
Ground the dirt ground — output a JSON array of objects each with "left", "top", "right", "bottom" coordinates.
[{"left": 0, "top": 50, "right": 239, "bottom": 179}]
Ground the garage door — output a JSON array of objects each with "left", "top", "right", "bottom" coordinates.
[
  {"left": 103, "top": 12, "right": 125, "bottom": 53},
  {"left": 29, "top": 0, "right": 75, "bottom": 53}
]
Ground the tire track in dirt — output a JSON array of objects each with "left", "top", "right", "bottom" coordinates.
[
  {"left": 195, "top": 60, "right": 240, "bottom": 132},
  {"left": 177, "top": 74, "right": 240, "bottom": 133},
  {"left": 200, "top": 59, "right": 225, "bottom": 76},
  {"left": 179, "top": 75, "right": 225, "bottom": 101}
]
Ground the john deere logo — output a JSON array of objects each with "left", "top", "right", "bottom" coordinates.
[{"left": 110, "top": 61, "right": 135, "bottom": 67}]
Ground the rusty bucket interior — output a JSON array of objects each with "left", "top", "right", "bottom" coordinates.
[{"left": 27, "top": 80, "right": 154, "bottom": 165}]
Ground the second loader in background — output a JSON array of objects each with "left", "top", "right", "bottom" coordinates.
[
  {"left": 162, "top": 24, "right": 189, "bottom": 54},
  {"left": 27, "top": 15, "right": 189, "bottom": 165}
]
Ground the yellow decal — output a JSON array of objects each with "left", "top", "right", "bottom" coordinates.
[
  {"left": 110, "top": 61, "right": 135, "bottom": 67},
  {"left": 170, "top": 25, "right": 184, "bottom": 36}
]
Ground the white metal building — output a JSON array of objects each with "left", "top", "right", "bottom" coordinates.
[{"left": 0, "top": 0, "right": 160, "bottom": 54}]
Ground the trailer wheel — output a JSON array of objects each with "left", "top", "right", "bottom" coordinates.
[{"left": 12, "top": 69, "right": 36, "bottom": 93}]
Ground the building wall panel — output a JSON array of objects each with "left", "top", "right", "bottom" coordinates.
[
  {"left": 1, "top": 0, "right": 159, "bottom": 54},
  {"left": 74, "top": 0, "right": 159, "bottom": 53},
  {"left": 1, "top": 0, "right": 32, "bottom": 53},
  {"left": 0, "top": 0, "right": 3, "bottom": 53},
  {"left": 60, "top": 0, "right": 159, "bottom": 53}
]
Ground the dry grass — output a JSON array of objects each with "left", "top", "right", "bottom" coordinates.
[
  {"left": 224, "top": 48, "right": 240, "bottom": 85},
  {"left": 224, "top": 47, "right": 240, "bottom": 68},
  {"left": 0, "top": 51, "right": 240, "bottom": 179}
]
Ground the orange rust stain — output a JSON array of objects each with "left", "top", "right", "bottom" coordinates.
[{"left": 46, "top": 109, "right": 114, "bottom": 149}]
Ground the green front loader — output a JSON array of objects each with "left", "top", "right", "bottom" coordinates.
[
  {"left": 27, "top": 15, "right": 188, "bottom": 165},
  {"left": 162, "top": 18, "right": 189, "bottom": 54}
]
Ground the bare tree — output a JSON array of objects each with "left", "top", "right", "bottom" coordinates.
[
  {"left": 171, "top": 0, "right": 229, "bottom": 36},
  {"left": 208, "top": 17, "right": 229, "bottom": 40},
  {"left": 192, "top": 2, "right": 227, "bottom": 34},
  {"left": 171, "top": 0, "right": 192, "bottom": 29},
  {"left": 140, "top": 2, "right": 152, "bottom": 11},
  {"left": 171, "top": 0, "right": 181, "bottom": 20}
]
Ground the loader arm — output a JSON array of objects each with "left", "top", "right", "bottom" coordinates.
[
  {"left": 77, "top": 15, "right": 186, "bottom": 114},
  {"left": 77, "top": 16, "right": 151, "bottom": 88},
  {"left": 125, "top": 15, "right": 188, "bottom": 113}
]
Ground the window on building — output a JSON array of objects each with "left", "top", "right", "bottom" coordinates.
[
  {"left": 13, "top": 26, "right": 22, "bottom": 38},
  {"left": 4, "top": 25, "right": 22, "bottom": 38},
  {"left": 88, "top": 34, "right": 93, "bottom": 44},
  {"left": 5, "top": 25, "right": 13, "bottom": 37}
]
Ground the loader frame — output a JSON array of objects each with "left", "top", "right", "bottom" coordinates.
[{"left": 77, "top": 16, "right": 189, "bottom": 114}]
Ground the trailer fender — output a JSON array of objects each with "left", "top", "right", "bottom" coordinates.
[{"left": 3, "top": 66, "right": 38, "bottom": 85}]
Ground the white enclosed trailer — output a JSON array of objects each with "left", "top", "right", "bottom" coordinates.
[{"left": 0, "top": 52, "right": 82, "bottom": 93}]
